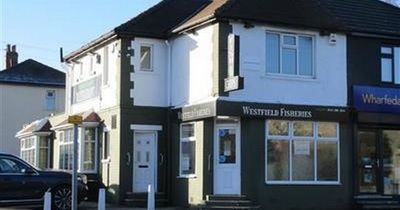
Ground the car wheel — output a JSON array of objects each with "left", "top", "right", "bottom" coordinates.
[{"left": 52, "top": 185, "right": 72, "bottom": 210}]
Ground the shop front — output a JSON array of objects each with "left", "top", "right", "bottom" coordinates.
[
  {"left": 175, "top": 100, "right": 351, "bottom": 210},
  {"left": 353, "top": 85, "right": 400, "bottom": 198}
]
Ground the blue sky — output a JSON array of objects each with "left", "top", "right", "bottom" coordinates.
[{"left": 1, "top": 0, "right": 161, "bottom": 70}]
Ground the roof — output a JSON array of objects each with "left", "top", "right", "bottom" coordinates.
[
  {"left": 65, "top": 0, "right": 210, "bottom": 61},
  {"left": 322, "top": 0, "right": 400, "bottom": 37},
  {"left": 174, "top": 0, "right": 400, "bottom": 37},
  {"left": 54, "top": 111, "right": 102, "bottom": 128},
  {"left": 0, "top": 59, "right": 65, "bottom": 87},
  {"left": 16, "top": 118, "right": 52, "bottom": 138}
]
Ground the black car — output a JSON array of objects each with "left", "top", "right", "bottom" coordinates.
[{"left": 0, "top": 153, "right": 88, "bottom": 210}]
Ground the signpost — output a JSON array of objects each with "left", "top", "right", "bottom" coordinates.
[{"left": 68, "top": 115, "right": 83, "bottom": 210}]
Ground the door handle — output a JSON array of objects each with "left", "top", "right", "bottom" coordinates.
[
  {"left": 159, "top": 153, "right": 164, "bottom": 166},
  {"left": 126, "top": 152, "right": 131, "bottom": 166},
  {"left": 208, "top": 154, "right": 212, "bottom": 172}
]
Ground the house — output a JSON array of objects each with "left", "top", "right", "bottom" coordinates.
[
  {"left": 21, "top": 0, "right": 400, "bottom": 209},
  {"left": 0, "top": 47, "right": 65, "bottom": 156}
]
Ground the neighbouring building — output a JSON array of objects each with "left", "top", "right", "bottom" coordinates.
[
  {"left": 18, "top": 0, "right": 400, "bottom": 209},
  {"left": 0, "top": 49, "right": 65, "bottom": 156}
]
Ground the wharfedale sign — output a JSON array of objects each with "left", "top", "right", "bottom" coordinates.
[{"left": 354, "top": 85, "right": 400, "bottom": 113}]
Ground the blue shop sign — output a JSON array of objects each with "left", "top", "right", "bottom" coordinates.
[{"left": 353, "top": 85, "right": 400, "bottom": 113}]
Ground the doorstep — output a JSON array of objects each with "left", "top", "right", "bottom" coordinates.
[{"left": 79, "top": 201, "right": 186, "bottom": 210}]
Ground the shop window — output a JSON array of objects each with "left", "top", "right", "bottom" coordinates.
[
  {"left": 140, "top": 45, "right": 153, "bottom": 71},
  {"left": 266, "top": 32, "right": 314, "bottom": 77},
  {"left": 266, "top": 121, "right": 339, "bottom": 184},
  {"left": 381, "top": 46, "right": 400, "bottom": 84},
  {"left": 179, "top": 123, "right": 196, "bottom": 177}
]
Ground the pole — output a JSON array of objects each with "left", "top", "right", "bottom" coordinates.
[
  {"left": 72, "top": 124, "right": 78, "bottom": 210},
  {"left": 98, "top": 188, "right": 106, "bottom": 210},
  {"left": 44, "top": 192, "right": 51, "bottom": 210}
]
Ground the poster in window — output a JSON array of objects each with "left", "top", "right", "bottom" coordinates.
[
  {"left": 224, "top": 141, "right": 232, "bottom": 156},
  {"left": 294, "top": 141, "right": 310, "bottom": 155},
  {"left": 182, "top": 156, "right": 190, "bottom": 171}
]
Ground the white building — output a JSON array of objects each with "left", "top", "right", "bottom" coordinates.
[{"left": 0, "top": 58, "right": 65, "bottom": 155}]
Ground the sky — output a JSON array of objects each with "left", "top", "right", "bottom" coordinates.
[{"left": 0, "top": 0, "right": 161, "bottom": 71}]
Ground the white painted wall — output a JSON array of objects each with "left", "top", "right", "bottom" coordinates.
[
  {"left": 221, "top": 23, "right": 347, "bottom": 107},
  {"left": 0, "top": 84, "right": 65, "bottom": 155},
  {"left": 170, "top": 26, "right": 215, "bottom": 107},
  {"left": 129, "top": 38, "right": 168, "bottom": 107},
  {"left": 68, "top": 41, "right": 119, "bottom": 114}
]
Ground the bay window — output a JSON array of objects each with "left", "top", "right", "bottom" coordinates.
[
  {"left": 58, "top": 127, "right": 97, "bottom": 172},
  {"left": 266, "top": 120, "right": 339, "bottom": 184},
  {"left": 20, "top": 136, "right": 50, "bottom": 169},
  {"left": 179, "top": 123, "right": 196, "bottom": 177},
  {"left": 266, "top": 32, "right": 314, "bottom": 77}
]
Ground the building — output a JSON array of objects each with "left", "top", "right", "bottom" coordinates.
[
  {"left": 0, "top": 49, "right": 65, "bottom": 156},
  {"left": 19, "top": 0, "right": 400, "bottom": 209}
]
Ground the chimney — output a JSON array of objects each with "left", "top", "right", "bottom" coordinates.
[{"left": 5, "top": 44, "right": 18, "bottom": 69}]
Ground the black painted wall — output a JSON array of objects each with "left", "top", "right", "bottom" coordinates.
[{"left": 347, "top": 35, "right": 400, "bottom": 105}]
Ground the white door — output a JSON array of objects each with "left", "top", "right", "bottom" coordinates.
[
  {"left": 133, "top": 132, "right": 157, "bottom": 193},
  {"left": 214, "top": 124, "right": 241, "bottom": 195}
]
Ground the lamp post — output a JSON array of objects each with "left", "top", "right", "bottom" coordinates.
[{"left": 68, "top": 115, "right": 83, "bottom": 210}]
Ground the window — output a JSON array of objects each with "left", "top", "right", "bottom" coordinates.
[
  {"left": 59, "top": 129, "right": 74, "bottom": 170},
  {"left": 102, "top": 131, "right": 110, "bottom": 160},
  {"left": 83, "top": 128, "right": 96, "bottom": 171},
  {"left": 381, "top": 46, "right": 400, "bottom": 83},
  {"left": 266, "top": 32, "right": 314, "bottom": 77},
  {"left": 38, "top": 136, "right": 50, "bottom": 169},
  {"left": 58, "top": 128, "right": 97, "bottom": 172},
  {"left": 266, "top": 120, "right": 339, "bottom": 184},
  {"left": 21, "top": 137, "right": 36, "bottom": 166},
  {"left": 46, "top": 90, "right": 56, "bottom": 110},
  {"left": 0, "top": 158, "right": 29, "bottom": 174},
  {"left": 179, "top": 123, "right": 196, "bottom": 177},
  {"left": 140, "top": 45, "right": 152, "bottom": 71}
]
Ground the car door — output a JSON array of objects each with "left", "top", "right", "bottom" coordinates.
[{"left": 0, "top": 156, "right": 45, "bottom": 202}]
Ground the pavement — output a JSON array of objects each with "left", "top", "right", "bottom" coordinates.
[{"left": 0, "top": 202, "right": 184, "bottom": 210}]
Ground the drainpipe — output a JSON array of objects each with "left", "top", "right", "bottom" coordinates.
[{"left": 165, "top": 40, "right": 172, "bottom": 107}]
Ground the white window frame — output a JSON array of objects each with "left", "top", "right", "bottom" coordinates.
[
  {"left": 179, "top": 122, "right": 196, "bottom": 178},
  {"left": 58, "top": 127, "right": 98, "bottom": 173},
  {"left": 139, "top": 44, "right": 153, "bottom": 72},
  {"left": 266, "top": 31, "right": 316, "bottom": 78},
  {"left": 38, "top": 136, "right": 51, "bottom": 169},
  {"left": 265, "top": 120, "right": 340, "bottom": 185},
  {"left": 59, "top": 129, "right": 74, "bottom": 170},
  {"left": 20, "top": 136, "right": 36, "bottom": 166},
  {"left": 80, "top": 127, "right": 98, "bottom": 173}
]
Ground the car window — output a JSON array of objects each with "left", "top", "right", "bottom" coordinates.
[{"left": 0, "top": 157, "right": 28, "bottom": 174}]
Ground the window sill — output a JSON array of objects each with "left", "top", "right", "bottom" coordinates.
[
  {"left": 265, "top": 181, "right": 341, "bottom": 185},
  {"left": 261, "top": 74, "right": 319, "bottom": 83},
  {"left": 177, "top": 175, "right": 197, "bottom": 179}
]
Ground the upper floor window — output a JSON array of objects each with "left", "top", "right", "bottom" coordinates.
[
  {"left": 46, "top": 90, "right": 56, "bottom": 110},
  {"left": 266, "top": 32, "right": 314, "bottom": 77},
  {"left": 140, "top": 45, "right": 153, "bottom": 71},
  {"left": 381, "top": 46, "right": 400, "bottom": 84}
]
